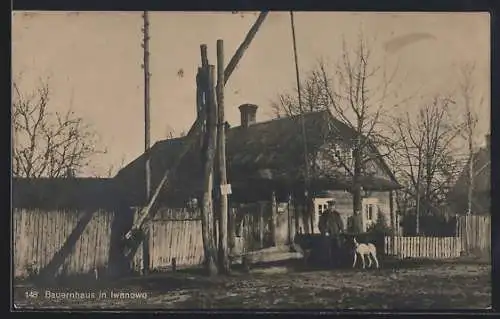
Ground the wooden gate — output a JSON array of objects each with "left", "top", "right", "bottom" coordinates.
[
  {"left": 456, "top": 215, "right": 491, "bottom": 258},
  {"left": 131, "top": 208, "right": 204, "bottom": 272}
]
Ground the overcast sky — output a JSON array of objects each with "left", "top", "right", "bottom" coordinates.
[{"left": 12, "top": 11, "right": 490, "bottom": 177}]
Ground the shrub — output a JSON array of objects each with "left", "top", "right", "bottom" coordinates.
[{"left": 367, "top": 211, "right": 393, "bottom": 236}]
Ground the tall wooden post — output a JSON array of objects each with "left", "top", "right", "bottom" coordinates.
[
  {"left": 142, "top": 10, "right": 151, "bottom": 276},
  {"left": 271, "top": 191, "right": 277, "bottom": 246},
  {"left": 216, "top": 39, "right": 230, "bottom": 274},
  {"left": 199, "top": 44, "right": 218, "bottom": 276}
]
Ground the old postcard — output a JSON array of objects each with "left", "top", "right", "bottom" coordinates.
[{"left": 12, "top": 11, "right": 491, "bottom": 310}]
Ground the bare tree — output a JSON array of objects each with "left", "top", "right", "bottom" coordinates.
[
  {"left": 391, "top": 96, "right": 464, "bottom": 233},
  {"left": 458, "top": 62, "right": 483, "bottom": 215},
  {"left": 12, "top": 79, "right": 104, "bottom": 178},
  {"left": 273, "top": 34, "right": 408, "bottom": 233}
]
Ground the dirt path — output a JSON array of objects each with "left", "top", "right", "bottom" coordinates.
[{"left": 13, "top": 263, "right": 491, "bottom": 310}]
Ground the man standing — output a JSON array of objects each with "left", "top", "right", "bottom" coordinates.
[
  {"left": 319, "top": 200, "right": 344, "bottom": 235},
  {"left": 318, "top": 200, "right": 345, "bottom": 267}
]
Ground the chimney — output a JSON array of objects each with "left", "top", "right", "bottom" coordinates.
[
  {"left": 238, "top": 104, "right": 258, "bottom": 128},
  {"left": 486, "top": 133, "right": 491, "bottom": 149}
]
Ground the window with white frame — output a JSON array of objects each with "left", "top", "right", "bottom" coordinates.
[{"left": 363, "top": 198, "right": 379, "bottom": 222}]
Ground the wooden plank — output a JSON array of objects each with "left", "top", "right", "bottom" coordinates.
[
  {"left": 149, "top": 222, "right": 155, "bottom": 270},
  {"left": 28, "top": 210, "right": 36, "bottom": 269},
  {"left": 36, "top": 211, "right": 47, "bottom": 268},
  {"left": 445, "top": 237, "right": 449, "bottom": 258},
  {"left": 167, "top": 220, "right": 174, "bottom": 265},
  {"left": 43, "top": 212, "right": 51, "bottom": 267},
  {"left": 34, "top": 210, "right": 42, "bottom": 268},
  {"left": 18, "top": 210, "right": 28, "bottom": 277},
  {"left": 73, "top": 211, "right": 83, "bottom": 274},
  {"left": 259, "top": 203, "right": 264, "bottom": 249},
  {"left": 90, "top": 211, "right": 98, "bottom": 271},
  {"left": 45, "top": 212, "right": 53, "bottom": 271},
  {"left": 152, "top": 221, "right": 159, "bottom": 269},
  {"left": 417, "top": 236, "right": 421, "bottom": 258},
  {"left": 172, "top": 221, "right": 181, "bottom": 267},
  {"left": 176, "top": 220, "right": 182, "bottom": 266},
  {"left": 178, "top": 220, "right": 186, "bottom": 266},
  {"left": 179, "top": 220, "right": 186, "bottom": 265},
  {"left": 13, "top": 210, "right": 21, "bottom": 277},
  {"left": 94, "top": 211, "right": 101, "bottom": 270},
  {"left": 185, "top": 220, "right": 192, "bottom": 265},
  {"left": 54, "top": 210, "right": 62, "bottom": 276},
  {"left": 190, "top": 221, "right": 197, "bottom": 264},
  {"left": 77, "top": 211, "right": 86, "bottom": 273},
  {"left": 440, "top": 237, "right": 444, "bottom": 259},
  {"left": 83, "top": 210, "right": 92, "bottom": 273},
  {"left": 82, "top": 212, "right": 91, "bottom": 273},
  {"left": 183, "top": 220, "right": 191, "bottom": 265}
]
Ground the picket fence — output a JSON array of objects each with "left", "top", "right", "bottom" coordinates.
[
  {"left": 384, "top": 236, "right": 462, "bottom": 259},
  {"left": 13, "top": 208, "right": 114, "bottom": 278}
]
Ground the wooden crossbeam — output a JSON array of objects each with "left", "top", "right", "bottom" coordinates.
[{"left": 224, "top": 12, "right": 268, "bottom": 86}]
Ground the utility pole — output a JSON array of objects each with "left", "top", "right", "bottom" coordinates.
[
  {"left": 290, "top": 11, "right": 311, "bottom": 233},
  {"left": 142, "top": 10, "right": 151, "bottom": 275}
]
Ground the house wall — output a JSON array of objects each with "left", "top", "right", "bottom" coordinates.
[{"left": 312, "top": 190, "right": 394, "bottom": 233}]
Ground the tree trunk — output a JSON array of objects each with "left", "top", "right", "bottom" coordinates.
[
  {"left": 200, "top": 65, "right": 218, "bottom": 276},
  {"left": 352, "top": 146, "right": 363, "bottom": 233},
  {"left": 415, "top": 160, "right": 422, "bottom": 235},
  {"left": 467, "top": 138, "right": 474, "bottom": 215}
]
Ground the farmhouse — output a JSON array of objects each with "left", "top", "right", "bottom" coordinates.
[
  {"left": 447, "top": 134, "right": 491, "bottom": 215},
  {"left": 115, "top": 104, "right": 401, "bottom": 234}
]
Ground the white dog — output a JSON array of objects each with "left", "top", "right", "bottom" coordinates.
[{"left": 352, "top": 237, "right": 379, "bottom": 269}]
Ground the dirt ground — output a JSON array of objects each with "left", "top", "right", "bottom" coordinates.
[{"left": 13, "top": 259, "right": 491, "bottom": 310}]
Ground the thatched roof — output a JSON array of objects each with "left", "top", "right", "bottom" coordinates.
[
  {"left": 12, "top": 177, "right": 118, "bottom": 210},
  {"left": 115, "top": 110, "right": 400, "bottom": 206}
]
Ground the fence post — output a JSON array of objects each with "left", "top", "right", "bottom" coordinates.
[
  {"left": 271, "top": 191, "right": 277, "bottom": 246},
  {"left": 287, "top": 194, "right": 293, "bottom": 245},
  {"left": 259, "top": 202, "right": 265, "bottom": 249}
]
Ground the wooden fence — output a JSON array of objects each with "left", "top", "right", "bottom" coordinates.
[
  {"left": 13, "top": 204, "right": 289, "bottom": 278},
  {"left": 131, "top": 208, "right": 204, "bottom": 272},
  {"left": 456, "top": 214, "right": 491, "bottom": 257},
  {"left": 384, "top": 236, "right": 462, "bottom": 259},
  {"left": 13, "top": 208, "right": 114, "bottom": 278}
]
